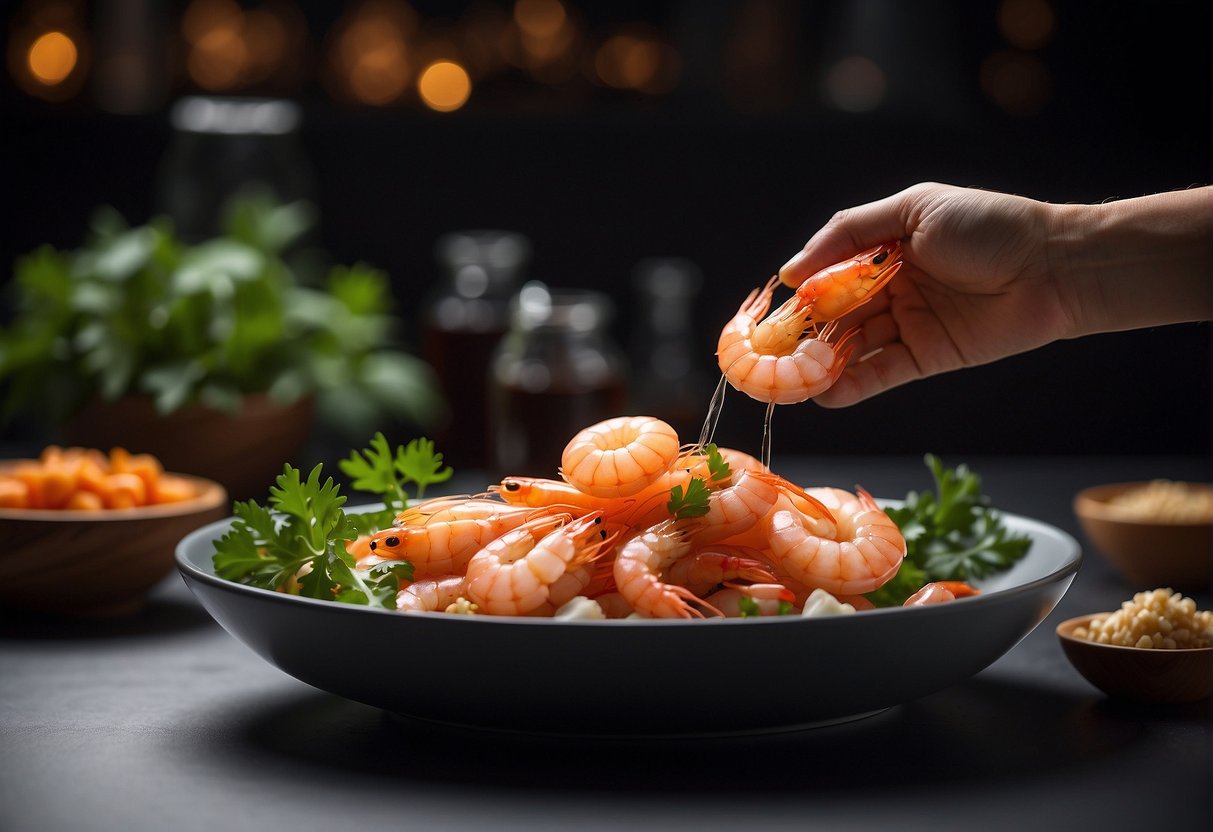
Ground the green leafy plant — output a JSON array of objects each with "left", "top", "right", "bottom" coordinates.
[
  {"left": 0, "top": 193, "right": 441, "bottom": 438},
  {"left": 867, "top": 454, "right": 1033, "bottom": 607},
  {"left": 213, "top": 433, "right": 453, "bottom": 608}
]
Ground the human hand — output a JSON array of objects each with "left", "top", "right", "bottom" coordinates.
[{"left": 778, "top": 182, "right": 1069, "bottom": 407}]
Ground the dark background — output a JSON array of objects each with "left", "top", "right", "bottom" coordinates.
[{"left": 3, "top": 0, "right": 1211, "bottom": 460}]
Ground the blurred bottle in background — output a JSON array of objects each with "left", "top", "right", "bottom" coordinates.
[
  {"left": 490, "top": 283, "right": 628, "bottom": 478},
  {"left": 628, "top": 258, "right": 710, "bottom": 440},
  {"left": 423, "top": 231, "right": 530, "bottom": 470},
  {"left": 154, "top": 96, "right": 316, "bottom": 242}
]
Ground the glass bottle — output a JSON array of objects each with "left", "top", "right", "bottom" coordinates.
[
  {"left": 422, "top": 231, "right": 530, "bottom": 470},
  {"left": 628, "top": 258, "right": 711, "bottom": 440},
  {"left": 154, "top": 97, "right": 316, "bottom": 243},
  {"left": 490, "top": 283, "right": 629, "bottom": 478}
]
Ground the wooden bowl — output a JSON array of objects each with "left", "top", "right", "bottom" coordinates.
[
  {"left": 0, "top": 472, "right": 227, "bottom": 617},
  {"left": 1073, "top": 482, "right": 1212, "bottom": 591},
  {"left": 1056, "top": 614, "right": 1213, "bottom": 703}
]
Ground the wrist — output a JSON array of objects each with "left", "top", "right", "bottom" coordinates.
[{"left": 1047, "top": 188, "right": 1213, "bottom": 337}]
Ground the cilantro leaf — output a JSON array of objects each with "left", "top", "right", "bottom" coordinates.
[{"left": 668, "top": 477, "right": 712, "bottom": 519}]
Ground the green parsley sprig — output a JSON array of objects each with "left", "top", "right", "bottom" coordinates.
[
  {"left": 867, "top": 454, "right": 1032, "bottom": 607},
  {"left": 212, "top": 434, "right": 452, "bottom": 608},
  {"left": 666, "top": 443, "right": 731, "bottom": 520}
]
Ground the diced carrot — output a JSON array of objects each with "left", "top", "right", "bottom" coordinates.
[
  {"left": 152, "top": 474, "right": 196, "bottom": 504},
  {"left": 10, "top": 462, "right": 45, "bottom": 509},
  {"left": 38, "top": 462, "right": 77, "bottom": 509},
  {"left": 104, "top": 472, "right": 148, "bottom": 508},
  {"left": 0, "top": 477, "right": 30, "bottom": 509},
  {"left": 127, "top": 453, "right": 164, "bottom": 498},
  {"left": 75, "top": 457, "right": 110, "bottom": 497},
  {"left": 65, "top": 490, "right": 105, "bottom": 511}
]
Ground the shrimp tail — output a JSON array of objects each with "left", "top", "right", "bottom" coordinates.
[{"left": 747, "top": 471, "right": 834, "bottom": 521}]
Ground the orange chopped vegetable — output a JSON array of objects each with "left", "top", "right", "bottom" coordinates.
[{"left": 0, "top": 446, "right": 197, "bottom": 512}]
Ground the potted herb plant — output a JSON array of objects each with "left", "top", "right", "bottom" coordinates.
[{"left": 0, "top": 193, "right": 442, "bottom": 499}]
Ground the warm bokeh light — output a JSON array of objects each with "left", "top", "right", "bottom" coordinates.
[
  {"left": 328, "top": 1, "right": 417, "bottom": 105},
  {"left": 998, "top": 0, "right": 1056, "bottom": 50},
  {"left": 188, "top": 24, "right": 248, "bottom": 90},
  {"left": 981, "top": 50, "right": 1051, "bottom": 115},
  {"left": 594, "top": 31, "right": 661, "bottom": 91},
  {"left": 182, "top": 0, "right": 303, "bottom": 91},
  {"left": 418, "top": 59, "right": 471, "bottom": 111},
  {"left": 514, "top": 0, "right": 565, "bottom": 39},
  {"left": 823, "top": 55, "right": 887, "bottom": 113},
  {"left": 27, "top": 30, "right": 76, "bottom": 84}
]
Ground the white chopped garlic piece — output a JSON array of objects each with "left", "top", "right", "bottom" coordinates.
[
  {"left": 554, "top": 596, "right": 606, "bottom": 620},
  {"left": 801, "top": 588, "right": 856, "bottom": 617}
]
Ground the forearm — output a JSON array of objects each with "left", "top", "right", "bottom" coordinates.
[{"left": 1048, "top": 186, "right": 1213, "bottom": 337}]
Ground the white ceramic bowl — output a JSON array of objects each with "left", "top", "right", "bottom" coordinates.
[{"left": 177, "top": 505, "right": 1080, "bottom": 735}]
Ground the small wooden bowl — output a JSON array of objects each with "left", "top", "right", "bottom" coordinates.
[
  {"left": 1056, "top": 614, "right": 1213, "bottom": 703},
  {"left": 0, "top": 472, "right": 227, "bottom": 617},
  {"left": 1073, "top": 482, "right": 1212, "bottom": 591}
]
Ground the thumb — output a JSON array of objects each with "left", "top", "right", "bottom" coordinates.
[{"left": 779, "top": 185, "right": 925, "bottom": 287}]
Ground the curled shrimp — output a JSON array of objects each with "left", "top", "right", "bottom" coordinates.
[
  {"left": 664, "top": 545, "right": 776, "bottom": 597},
  {"left": 560, "top": 415, "right": 681, "bottom": 498},
  {"left": 717, "top": 242, "right": 903, "bottom": 404},
  {"left": 764, "top": 485, "right": 906, "bottom": 596},
  {"left": 396, "top": 576, "right": 470, "bottom": 613},
  {"left": 366, "top": 502, "right": 562, "bottom": 579},
  {"left": 464, "top": 511, "right": 616, "bottom": 616},
  {"left": 690, "top": 469, "right": 788, "bottom": 546},
  {"left": 903, "top": 581, "right": 980, "bottom": 607},
  {"left": 614, "top": 519, "right": 721, "bottom": 619}
]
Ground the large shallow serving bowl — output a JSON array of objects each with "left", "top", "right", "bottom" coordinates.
[
  {"left": 1, "top": 471, "right": 227, "bottom": 617},
  {"left": 177, "top": 506, "right": 1080, "bottom": 735}
]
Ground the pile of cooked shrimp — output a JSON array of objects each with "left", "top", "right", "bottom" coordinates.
[
  {"left": 346, "top": 242, "right": 980, "bottom": 619},
  {"left": 349, "top": 415, "right": 967, "bottom": 618}
]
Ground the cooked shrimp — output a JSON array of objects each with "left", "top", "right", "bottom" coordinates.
[
  {"left": 664, "top": 545, "right": 776, "bottom": 597},
  {"left": 464, "top": 511, "right": 616, "bottom": 616},
  {"left": 396, "top": 576, "right": 469, "bottom": 613},
  {"left": 493, "top": 469, "right": 695, "bottom": 529},
  {"left": 561, "top": 415, "right": 681, "bottom": 498},
  {"left": 765, "top": 485, "right": 906, "bottom": 596},
  {"left": 903, "top": 581, "right": 980, "bottom": 607},
  {"left": 690, "top": 469, "right": 787, "bottom": 546},
  {"left": 717, "top": 242, "right": 903, "bottom": 404},
  {"left": 614, "top": 519, "right": 721, "bottom": 618},
  {"left": 702, "top": 584, "right": 797, "bottom": 617},
  {"left": 366, "top": 504, "right": 564, "bottom": 578}
]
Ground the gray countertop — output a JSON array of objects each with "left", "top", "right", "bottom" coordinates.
[{"left": 3, "top": 454, "right": 1210, "bottom": 832}]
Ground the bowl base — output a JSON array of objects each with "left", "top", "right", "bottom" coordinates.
[{"left": 387, "top": 706, "right": 893, "bottom": 739}]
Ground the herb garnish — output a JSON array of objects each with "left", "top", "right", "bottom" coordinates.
[
  {"left": 867, "top": 454, "right": 1032, "bottom": 607},
  {"left": 666, "top": 443, "right": 731, "bottom": 519},
  {"left": 212, "top": 434, "right": 451, "bottom": 608}
]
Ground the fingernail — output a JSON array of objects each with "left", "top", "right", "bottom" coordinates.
[{"left": 778, "top": 249, "right": 810, "bottom": 283}]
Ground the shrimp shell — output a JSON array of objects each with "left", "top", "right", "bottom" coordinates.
[
  {"left": 765, "top": 486, "right": 906, "bottom": 596},
  {"left": 614, "top": 519, "right": 720, "bottom": 619},
  {"left": 561, "top": 416, "right": 681, "bottom": 498}
]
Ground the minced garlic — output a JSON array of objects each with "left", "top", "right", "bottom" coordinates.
[{"left": 1074, "top": 588, "right": 1213, "bottom": 649}]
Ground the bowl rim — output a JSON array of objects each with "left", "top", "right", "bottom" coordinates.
[
  {"left": 1073, "top": 480, "right": 1213, "bottom": 527},
  {"left": 0, "top": 469, "right": 227, "bottom": 521},
  {"left": 1055, "top": 612, "right": 1213, "bottom": 654},
  {"left": 176, "top": 501, "right": 1083, "bottom": 627}
]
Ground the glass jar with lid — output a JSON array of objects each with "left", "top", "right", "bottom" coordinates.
[{"left": 489, "top": 282, "right": 628, "bottom": 478}]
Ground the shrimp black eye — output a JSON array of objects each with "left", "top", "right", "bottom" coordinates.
[
  {"left": 368, "top": 540, "right": 377, "bottom": 551},
  {"left": 873, "top": 251, "right": 888, "bottom": 265},
  {"left": 384, "top": 536, "right": 400, "bottom": 548},
  {"left": 600, "top": 530, "right": 608, "bottom": 540},
  {"left": 503, "top": 481, "right": 521, "bottom": 492}
]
